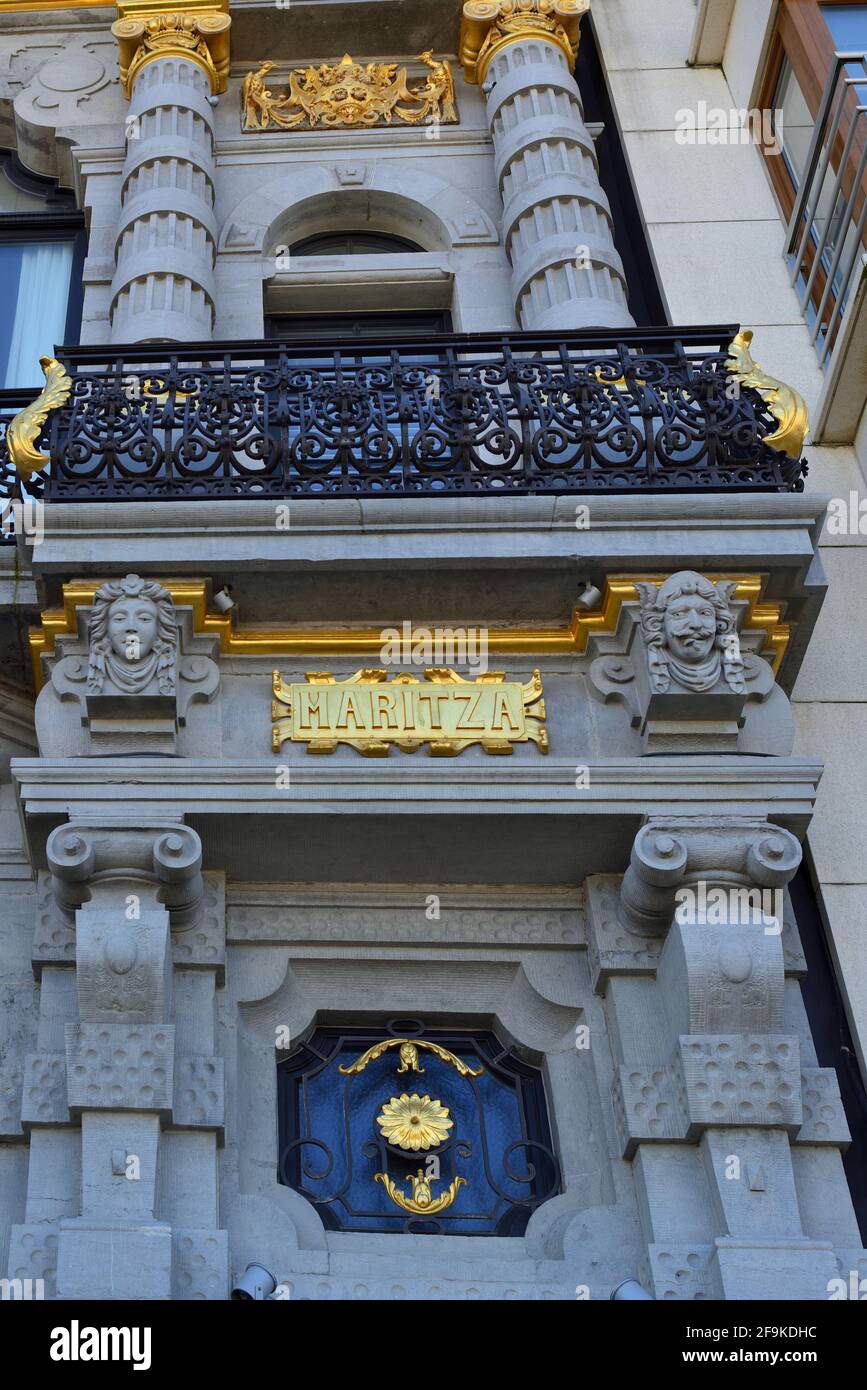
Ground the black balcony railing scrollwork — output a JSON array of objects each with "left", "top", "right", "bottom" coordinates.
[{"left": 0, "top": 325, "right": 808, "bottom": 511}]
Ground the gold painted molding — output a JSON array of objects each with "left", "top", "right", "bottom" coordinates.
[
  {"left": 29, "top": 574, "right": 789, "bottom": 694},
  {"left": 0, "top": 1, "right": 112, "bottom": 9},
  {"left": 459, "top": 0, "right": 589, "bottom": 85},
  {"left": 726, "top": 331, "right": 810, "bottom": 461},
  {"left": 112, "top": 0, "right": 231, "bottom": 96}
]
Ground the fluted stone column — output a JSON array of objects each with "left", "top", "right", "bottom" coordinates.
[
  {"left": 461, "top": 0, "right": 633, "bottom": 330},
  {"left": 111, "top": 57, "right": 218, "bottom": 342},
  {"left": 110, "top": 6, "right": 230, "bottom": 342}
]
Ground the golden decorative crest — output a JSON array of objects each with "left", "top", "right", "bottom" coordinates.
[
  {"left": 338, "top": 1038, "right": 484, "bottom": 1078},
  {"left": 460, "top": 0, "right": 589, "bottom": 84},
  {"left": 6, "top": 356, "right": 73, "bottom": 482},
  {"left": 242, "top": 52, "right": 458, "bottom": 132},
  {"left": 375, "top": 1170, "right": 467, "bottom": 1216},
  {"left": 725, "top": 331, "right": 810, "bottom": 460},
  {"left": 376, "top": 1093, "right": 454, "bottom": 1151},
  {"left": 112, "top": 2, "right": 231, "bottom": 96},
  {"left": 271, "top": 666, "right": 547, "bottom": 757}
]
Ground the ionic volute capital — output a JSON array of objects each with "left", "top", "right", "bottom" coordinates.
[
  {"left": 459, "top": 0, "right": 589, "bottom": 85},
  {"left": 112, "top": 0, "right": 231, "bottom": 97},
  {"left": 46, "top": 821, "right": 204, "bottom": 932},
  {"left": 619, "top": 818, "right": 802, "bottom": 938}
]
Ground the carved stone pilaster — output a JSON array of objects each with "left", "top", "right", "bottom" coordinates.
[
  {"left": 16, "top": 819, "right": 230, "bottom": 1301},
  {"left": 591, "top": 815, "right": 865, "bottom": 1299}
]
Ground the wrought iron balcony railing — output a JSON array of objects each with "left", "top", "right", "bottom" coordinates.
[{"left": 0, "top": 326, "right": 808, "bottom": 521}]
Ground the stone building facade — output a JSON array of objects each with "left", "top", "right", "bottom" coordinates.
[{"left": 0, "top": 0, "right": 865, "bottom": 1301}]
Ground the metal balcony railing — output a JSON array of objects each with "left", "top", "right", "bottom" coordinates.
[
  {"left": 785, "top": 50, "right": 867, "bottom": 368},
  {"left": 0, "top": 326, "right": 807, "bottom": 517}
]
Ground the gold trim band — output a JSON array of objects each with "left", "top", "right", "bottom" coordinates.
[{"left": 29, "top": 574, "right": 789, "bottom": 693}]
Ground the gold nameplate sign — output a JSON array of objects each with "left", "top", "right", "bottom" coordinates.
[{"left": 271, "top": 668, "right": 548, "bottom": 757}]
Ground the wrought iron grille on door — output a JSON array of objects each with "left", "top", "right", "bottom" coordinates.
[{"left": 277, "top": 1020, "right": 560, "bottom": 1235}]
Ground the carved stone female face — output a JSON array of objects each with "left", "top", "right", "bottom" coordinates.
[
  {"left": 107, "top": 596, "right": 159, "bottom": 663},
  {"left": 662, "top": 593, "right": 717, "bottom": 664}
]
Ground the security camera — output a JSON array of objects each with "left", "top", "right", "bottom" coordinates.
[
  {"left": 232, "top": 1263, "right": 278, "bottom": 1300},
  {"left": 213, "top": 585, "right": 235, "bottom": 613},
  {"left": 575, "top": 581, "right": 603, "bottom": 611},
  {"left": 610, "top": 1278, "right": 654, "bottom": 1301}
]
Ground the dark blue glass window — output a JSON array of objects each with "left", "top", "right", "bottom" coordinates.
[{"left": 278, "top": 1022, "right": 559, "bottom": 1236}]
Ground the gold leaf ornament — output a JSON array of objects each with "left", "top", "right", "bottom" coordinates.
[
  {"left": 375, "top": 1170, "right": 467, "bottom": 1216},
  {"left": 376, "top": 1093, "right": 454, "bottom": 1151},
  {"left": 7, "top": 356, "right": 73, "bottom": 482},
  {"left": 725, "top": 330, "right": 809, "bottom": 460},
  {"left": 242, "top": 52, "right": 458, "bottom": 132}
]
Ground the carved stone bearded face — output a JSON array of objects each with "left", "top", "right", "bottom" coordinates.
[
  {"left": 108, "top": 596, "right": 159, "bottom": 664},
  {"left": 662, "top": 592, "right": 718, "bottom": 665}
]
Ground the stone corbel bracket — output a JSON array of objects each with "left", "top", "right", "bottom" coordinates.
[
  {"left": 46, "top": 821, "right": 204, "bottom": 933},
  {"left": 618, "top": 818, "right": 802, "bottom": 938}
]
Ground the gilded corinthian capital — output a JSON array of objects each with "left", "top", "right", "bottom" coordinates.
[
  {"left": 112, "top": 0, "right": 232, "bottom": 96},
  {"left": 459, "top": 0, "right": 589, "bottom": 84}
]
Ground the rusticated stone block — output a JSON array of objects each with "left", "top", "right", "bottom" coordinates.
[
  {"left": 0, "top": 1060, "right": 23, "bottom": 1139},
  {"left": 613, "top": 1063, "right": 688, "bottom": 1157},
  {"left": 172, "top": 872, "right": 225, "bottom": 984},
  {"left": 8, "top": 1222, "right": 59, "bottom": 1298},
  {"left": 796, "top": 1068, "right": 851, "bottom": 1147},
  {"left": 172, "top": 1057, "right": 224, "bottom": 1136},
  {"left": 21, "top": 1053, "right": 70, "bottom": 1128},
  {"left": 172, "top": 1228, "right": 229, "bottom": 1300},
  {"left": 679, "top": 1034, "right": 802, "bottom": 1133},
  {"left": 57, "top": 1219, "right": 172, "bottom": 1300},
  {"left": 65, "top": 1023, "right": 174, "bottom": 1117},
  {"left": 644, "top": 1244, "right": 721, "bottom": 1301},
  {"left": 585, "top": 876, "right": 661, "bottom": 995},
  {"left": 32, "top": 871, "right": 76, "bottom": 974}
]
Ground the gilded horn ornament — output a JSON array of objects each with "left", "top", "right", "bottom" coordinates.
[
  {"left": 6, "top": 356, "right": 73, "bottom": 482},
  {"left": 337, "top": 1037, "right": 484, "bottom": 1078},
  {"left": 376, "top": 1093, "right": 454, "bottom": 1151},
  {"left": 375, "top": 1170, "right": 467, "bottom": 1216},
  {"left": 725, "top": 330, "right": 810, "bottom": 461}
]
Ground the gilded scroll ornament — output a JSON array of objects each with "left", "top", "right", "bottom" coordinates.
[
  {"left": 376, "top": 1094, "right": 454, "bottom": 1151},
  {"left": 375, "top": 1170, "right": 467, "bottom": 1216},
  {"left": 6, "top": 356, "right": 73, "bottom": 482},
  {"left": 112, "top": 2, "right": 231, "bottom": 96},
  {"left": 271, "top": 667, "right": 547, "bottom": 757},
  {"left": 725, "top": 331, "right": 809, "bottom": 460},
  {"left": 338, "top": 1038, "right": 484, "bottom": 1078},
  {"left": 460, "top": 0, "right": 589, "bottom": 85},
  {"left": 241, "top": 52, "right": 458, "bottom": 132}
]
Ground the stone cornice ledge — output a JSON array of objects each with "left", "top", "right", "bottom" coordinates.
[
  {"left": 33, "top": 493, "right": 830, "bottom": 571},
  {"left": 12, "top": 756, "right": 823, "bottom": 823}
]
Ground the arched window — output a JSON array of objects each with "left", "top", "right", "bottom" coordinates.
[
  {"left": 266, "top": 229, "right": 451, "bottom": 341},
  {"left": 289, "top": 230, "right": 426, "bottom": 256},
  {"left": 0, "top": 153, "right": 85, "bottom": 388}
]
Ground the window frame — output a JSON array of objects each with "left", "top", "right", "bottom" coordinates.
[
  {"left": 0, "top": 152, "right": 86, "bottom": 362},
  {"left": 758, "top": 0, "right": 867, "bottom": 222}
]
